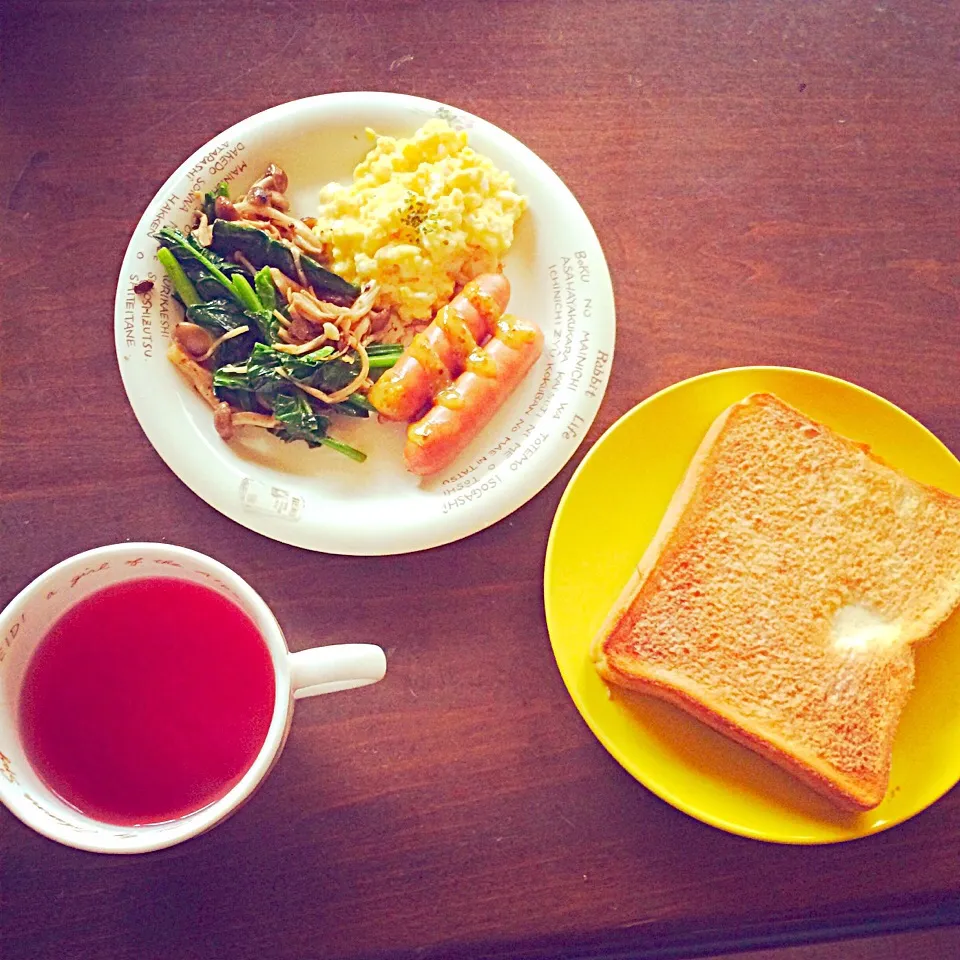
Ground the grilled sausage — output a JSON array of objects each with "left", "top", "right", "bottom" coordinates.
[
  {"left": 368, "top": 273, "right": 511, "bottom": 422},
  {"left": 403, "top": 315, "right": 544, "bottom": 476}
]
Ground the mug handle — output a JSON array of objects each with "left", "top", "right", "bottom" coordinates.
[{"left": 289, "top": 644, "right": 386, "bottom": 699}]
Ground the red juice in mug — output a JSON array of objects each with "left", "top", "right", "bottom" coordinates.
[{"left": 18, "top": 578, "right": 276, "bottom": 826}]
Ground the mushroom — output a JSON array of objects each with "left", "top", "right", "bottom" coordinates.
[
  {"left": 214, "top": 195, "right": 239, "bottom": 221},
  {"left": 173, "top": 322, "right": 214, "bottom": 359},
  {"left": 245, "top": 163, "right": 290, "bottom": 211},
  {"left": 213, "top": 402, "right": 234, "bottom": 441},
  {"left": 166, "top": 342, "right": 217, "bottom": 408}
]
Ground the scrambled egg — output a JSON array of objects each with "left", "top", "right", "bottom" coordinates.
[{"left": 316, "top": 119, "right": 527, "bottom": 329}]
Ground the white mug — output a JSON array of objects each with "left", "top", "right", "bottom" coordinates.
[{"left": 0, "top": 542, "right": 386, "bottom": 853}]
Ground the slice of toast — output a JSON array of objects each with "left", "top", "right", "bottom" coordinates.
[{"left": 591, "top": 393, "right": 960, "bottom": 811}]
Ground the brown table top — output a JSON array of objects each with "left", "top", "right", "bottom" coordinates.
[{"left": 2, "top": 2, "right": 959, "bottom": 958}]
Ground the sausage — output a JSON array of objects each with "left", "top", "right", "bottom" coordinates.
[
  {"left": 367, "top": 273, "right": 511, "bottom": 421},
  {"left": 403, "top": 315, "right": 544, "bottom": 476}
]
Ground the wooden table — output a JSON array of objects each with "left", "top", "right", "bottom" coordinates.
[{"left": 2, "top": 2, "right": 959, "bottom": 958}]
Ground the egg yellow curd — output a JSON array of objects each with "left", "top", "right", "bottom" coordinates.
[{"left": 316, "top": 119, "right": 527, "bottom": 333}]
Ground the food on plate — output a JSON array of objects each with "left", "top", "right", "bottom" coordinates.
[
  {"left": 403, "top": 312, "right": 544, "bottom": 476},
  {"left": 591, "top": 393, "right": 960, "bottom": 811},
  {"left": 157, "top": 120, "right": 537, "bottom": 472},
  {"left": 367, "top": 272, "right": 544, "bottom": 475},
  {"left": 157, "top": 165, "right": 396, "bottom": 462},
  {"left": 368, "top": 274, "right": 512, "bottom": 421},
  {"left": 315, "top": 119, "right": 527, "bottom": 337}
]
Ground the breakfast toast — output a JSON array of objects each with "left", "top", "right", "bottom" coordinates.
[{"left": 591, "top": 393, "right": 960, "bottom": 811}]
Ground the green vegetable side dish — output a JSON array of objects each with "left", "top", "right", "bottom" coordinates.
[
  {"left": 154, "top": 173, "right": 403, "bottom": 463},
  {"left": 209, "top": 220, "right": 359, "bottom": 306}
]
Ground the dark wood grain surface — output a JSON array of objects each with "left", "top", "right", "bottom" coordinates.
[{"left": 2, "top": 2, "right": 959, "bottom": 959}]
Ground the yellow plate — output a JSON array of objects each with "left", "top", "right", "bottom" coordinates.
[{"left": 544, "top": 366, "right": 960, "bottom": 843}]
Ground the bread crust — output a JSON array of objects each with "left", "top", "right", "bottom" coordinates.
[
  {"left": 599, "top": 662, "right": 881, "bottom": 810},
  {"left": 590, "top": 402, "right": 737, "bottom": 672},
  {"left": 592, "top": 393, "right": 960, "bottom": 812}
]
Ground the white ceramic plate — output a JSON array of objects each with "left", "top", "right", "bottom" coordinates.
[{"left": 115, "top": 93, "right": 616, "bottom": 555}]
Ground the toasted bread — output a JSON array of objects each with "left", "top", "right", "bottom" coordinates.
[{"left": 592, "top": 393, "right": 960, "bottom": 811}]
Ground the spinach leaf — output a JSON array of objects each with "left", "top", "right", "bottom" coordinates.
[
  {"left": 185, "top": 299, "right": 263, "bottom": 366},
  {"left": 212, "top": 384, "right": 259, "bottom": 412},
  {"left": 280, "top": 346, "right": 337, "bottom": 380},
  {"left": 213, "top": 343, "right": 286, "bottom": 403},
  {"left": 156, "top": 226, "right": 249, "bottom": 304},
  {"left": 254, "top": 266, "right": 277, "bottom": 313},
  {"left": 329, "top": 394, "right": 371, "bottom": 418},
  {"left": 186, "top": 298, "right": 250, "bottom": 333},
  {"left": 269, "top": 391, "right": 330, "bottom": 448},
  {"left": 212, "top": 344, "right": 372, "bottom": 426},
  {"left": 270, "top": 392, "right": 367, "bottom": 461},
  {"left": 186, "top": 292, "right": 276, "bottom": 346},
  {"left": 272, "top": 346, "right": 363, "bottom": 394},
  {"left": 211, "top": 366, "right": 254, "bottom": 392},
  {"left": 339, "top": 393, "right": 375, "bottom": 415},
  {"left": 209, "top": 220, "right": 360, "bottom": 305},
  {"left": 211, "top": 364, "right": 259, "bottom": 411},
  {"left": 213, "top": 343, "right": 301, "bottom": 398}
]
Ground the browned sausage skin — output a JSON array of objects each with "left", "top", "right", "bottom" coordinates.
[
  {"left": 367, "top": 273, "right": 511, "bottom": 422},
  {"left": 403, "top": 315, "right": 544, "bottom": 476}
]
